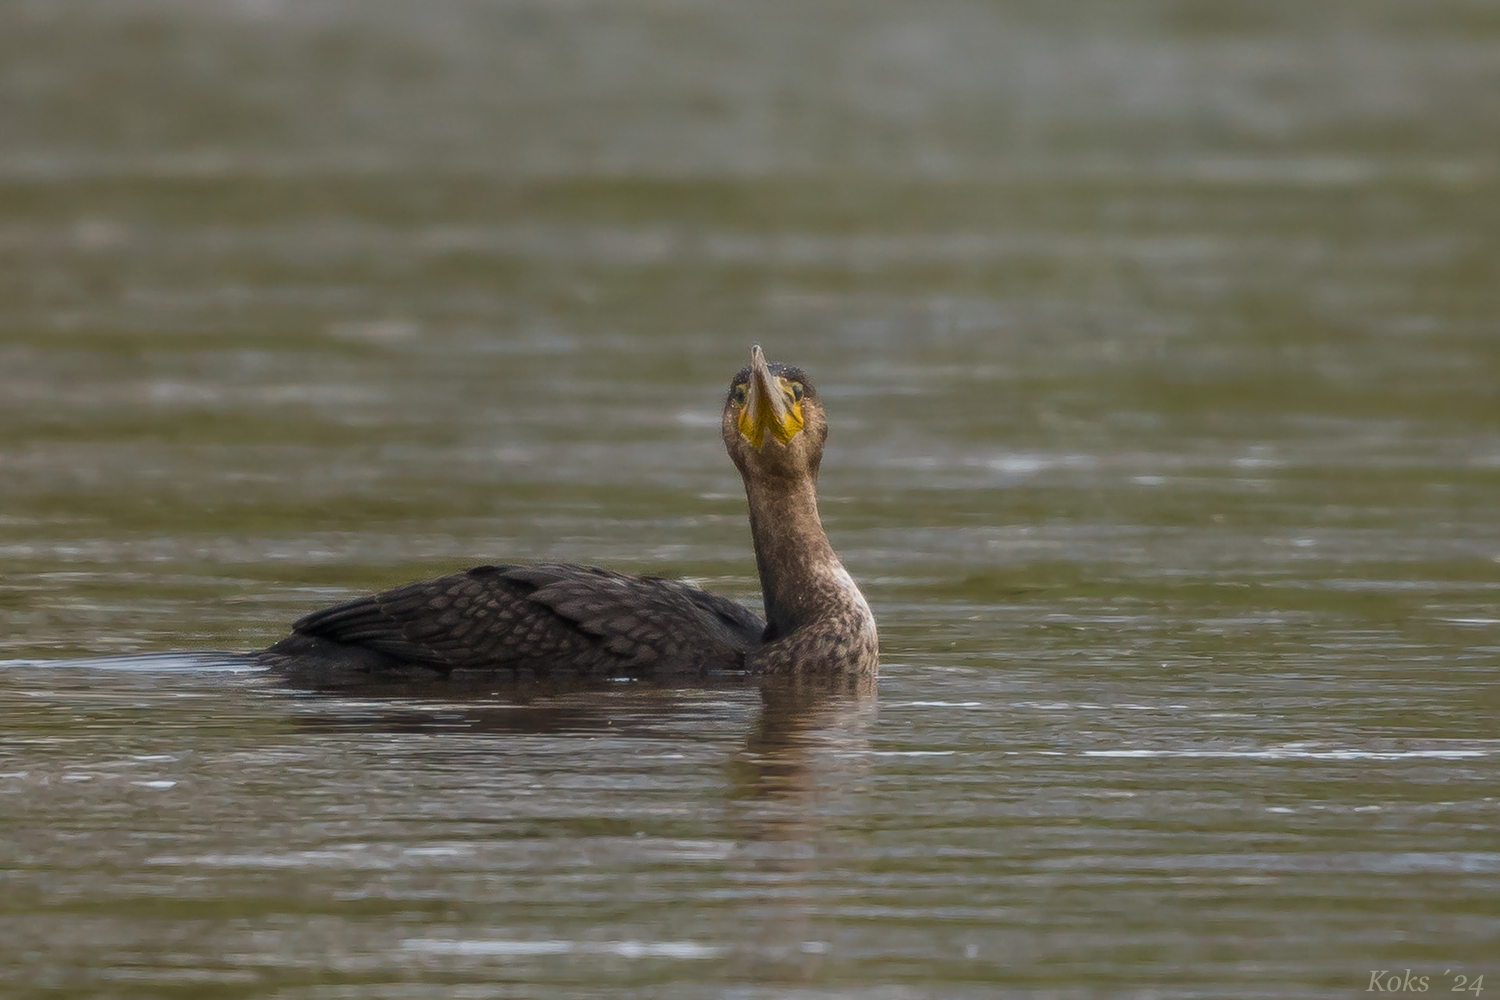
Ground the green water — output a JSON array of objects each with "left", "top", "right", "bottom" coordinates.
[{"left": 2, "top": 1, "right": 1498, "bottom": 996}]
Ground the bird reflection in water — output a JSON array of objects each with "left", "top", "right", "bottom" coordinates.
[
  {"left": 275, "top": 670, "right": 875, "bottom": 804},
  {"left": 273, "top": 670, "right": 874, "bottom": 983}
]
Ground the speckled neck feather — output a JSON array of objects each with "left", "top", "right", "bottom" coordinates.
[{"left": 740, "top": 464, "right": 878, "bottom": 680}]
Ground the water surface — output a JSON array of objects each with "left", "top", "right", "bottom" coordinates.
[{"left": 2, "top": 0, "right": 1498, "bottom": 996}]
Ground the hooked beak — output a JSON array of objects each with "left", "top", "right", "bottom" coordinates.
[{"left": 738, "top": 344, "right": 804, "bottom": 449}]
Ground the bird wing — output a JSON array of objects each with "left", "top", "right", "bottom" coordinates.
[
  {"left": 289, "top": 563, "right": 763, "bottom": 675},
  {"left": 505, "top": 564, "right": 764, "bottom": 659}
]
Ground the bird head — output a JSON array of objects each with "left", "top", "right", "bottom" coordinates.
[{"left": 722, "top": 345, "right": 827, "bottom": 485}]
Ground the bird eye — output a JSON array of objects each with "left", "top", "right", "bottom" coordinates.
[
  {"left": 789, "top": 382, "right": 804, "bottom": 401},
  {"left": 731, "top": 384, "right": 748, "bottom": 405}
]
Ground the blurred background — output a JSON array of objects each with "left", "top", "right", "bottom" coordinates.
[
  {"left": 1, "top": 0, "right": 1498, "bottom": 996},
  {"left": 2, "top": 0, "right": 1496, "bottom": 657}
]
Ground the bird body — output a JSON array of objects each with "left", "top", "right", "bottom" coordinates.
[
  {"left": 261, "top": 563, "right": 764, "bottom": 681},
  {"left": 260, "top": 347, "right": 878, "bottom": 687}
]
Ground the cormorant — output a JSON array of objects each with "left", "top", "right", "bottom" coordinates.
[{"left": 259, "top": 346, "right": 878, "bottom": 686}]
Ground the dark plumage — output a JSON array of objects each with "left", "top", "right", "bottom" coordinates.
[
  {"left": 259, "top": 347, "right": 878, "bottom": 687},
  {"left": 262, "top": 565, "right": 763, "bottom": 681}
]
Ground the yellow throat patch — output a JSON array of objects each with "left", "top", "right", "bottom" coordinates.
[{"left": 738, "top": 377, "right": 805, "bottom": 449}]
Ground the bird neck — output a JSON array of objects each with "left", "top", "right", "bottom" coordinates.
[{"left": 742, "top": 473, "right": 843, "bottom": 639}]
